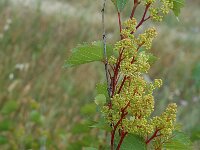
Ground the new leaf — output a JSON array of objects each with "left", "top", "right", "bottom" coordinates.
[
  {"left": 172, "top": 0, "right": 185, "bottom": 17},
  {"left": 64, "top": 41, "right": 113, "bottom": 67}
]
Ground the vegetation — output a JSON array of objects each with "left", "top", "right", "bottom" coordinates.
[{"left": 0, "top": 0, "right": 200, "bottom": 149}]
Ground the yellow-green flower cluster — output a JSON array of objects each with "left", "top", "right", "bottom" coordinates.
[
  {"left": 149, "top": 8, "right": 163, "bottom": 22},
  {"left": 150, "top": 103, "right": 177, "bottom": 147},
  {"left": 149, "top": 0, "right": 174, "bottom": 22},
  {"left": 136, "top": 27, "right": 157, "bottom": 50},
  {"left": 123, "top": 18, "right": 137, "bottom": 33},
  {"left": 120, "top": 18, "right": 137, "bottom": 39},
  {"left": 161, "top": 0, "right": 173, "bottom": 15},
  {"left": 101, "top": 17, "right": 177, "bottom": 148},
  {"left": 141, "top": 0, "right": 156, "bottom": 5}
]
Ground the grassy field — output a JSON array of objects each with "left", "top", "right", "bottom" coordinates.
[{"left": 0, "top": 0, "right": 200, "bottom": 149}]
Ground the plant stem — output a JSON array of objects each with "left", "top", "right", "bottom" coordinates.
[
  {"left": 136, "top": 3, "right": 151, "bottom": 29},
  {"left": 130, "top": 0, "right": 140, "bottom": 19},
  {"left": 102, "top": 0, "right": 111, "bottom": 99},
  {"left": 111, "top": 101, "right": 130, "bottom": 149},
  {"left": 118, "top": 12, "right": 122, "bottom": 34},
  {"left": 116, "top": 132, "right": 128, "bottom": 150},
  {"left": 145, "top": 128, "right": 161, "bottom": 144}
]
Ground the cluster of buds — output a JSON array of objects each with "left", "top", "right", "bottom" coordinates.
[
  {"left": 149, "top": 0, "right": 174, "bottom": 22},
  {"left": 136, "top": 27, "right": 157, "bottom": 50},
  {"left": 101, "top": 17, "right": 178, "bottom": 149}
]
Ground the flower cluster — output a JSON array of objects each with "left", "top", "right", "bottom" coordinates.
[
  {"left": 101, "top": 18, "right": 178, "bottom": 149},
  {"left": 148, "top": 0, "right": 174, "bottom": 21},
  {"left": 136, "top": 27, "right": 157, "bottom": 50}
]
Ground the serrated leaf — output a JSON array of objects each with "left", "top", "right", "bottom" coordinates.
[
  {"left": 1, "top": 100, "right": 18, "bottom": 115},
  {"left": 164, "top": 131, "right": 191, "bottom": 150},
  {"left": 94, "top": 94, "right": 106, "bottom": 106},
  {"left": 64, "top": 41, "right": 113, "bottom": 67},
  {"left": 172, "top": 0, "right": 185, "bottom": 17},
  {"left": 114, "top": 134, "right": 146, "bottom": 150},
  {"left": 111, "top": 0, "right": 129, "bottom": 12}
]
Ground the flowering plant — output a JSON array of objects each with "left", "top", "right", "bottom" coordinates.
[{"left": 65, "top": 0, "right": 191, "bottom": 149}]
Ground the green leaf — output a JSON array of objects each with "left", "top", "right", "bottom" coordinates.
[
  {"left": 171, "top": 0, "right": 185, "bottom": 17},
  {"left": 96, "top": 83, "right": 109, "bottom": 99},
  {"left": 114, "top": 134, "right": 146, "bottom": 150},
  {"left": 96, "top": 83, "right": 107, "bottom": 95},
  {"left": 94, "top": 94, "right": 106, "bottom": 106},
  {"left": 0, "top": 119, "right": 13, "bottom": 131},
  {"left": 80, "top": 103, "right": 96, "bottom": 116},
  {"left": 30, "top": 110, "right": 43, "bottom": 124},
  {"left": 111, "top": 0, "right": 129, "bottom": 12},
  {"left": 72, "top": 122, "right": 90, "bottom": 134},
  {"left": 64, "top": 41, "right": 113, "bottom": 67},
  {"left": 164, "top": 131, "right": 191, "bottom": 150},
  {"left": 0, "top": 135, "right": 8, "bottom": 145},
  {"left": 1, "top": 100, "right": 18, "bottom": 115},
  {"left": 190, "top": 126, "right": 200, "bottom": 142},
  {"left": 147, "top": 53, "right": 158, "bottom": 65},
  {"left": 138, "top": 48, "right": 158, "bottom": 65}
]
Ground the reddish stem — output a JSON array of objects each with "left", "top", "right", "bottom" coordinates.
[
  {"left": 136, "top": 4, "right": 150, "bottom": 29},
  {"left": 145, "top": 128, "right": 161, "bottom": 144},
  {"left": 116, "top": 132, "right": 128, "bottom": 150},
  {"left": 111, "top": 101, "right": 130, "bottom": 149},
  {"left": 117, "top": 76, "right": 127, "bottom": 94},
  {"left": 118, "top": 12, "right": 122, "bottom": 33},
  {"left": 130, "top": 0, "right": 140, "bottom": 19},
  {"left": 111, "top": 49, "right": 124, "bottom": 97}
]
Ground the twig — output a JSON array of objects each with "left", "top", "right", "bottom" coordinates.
[
  {"left": 130, "top": 0, "right": 140, "bottom": 19},
  {"left": 102, "top": 0, "right": 111, "bottom": 99},
  {"left": 136, "top": 3, "right": 151, "bottom": 29}
]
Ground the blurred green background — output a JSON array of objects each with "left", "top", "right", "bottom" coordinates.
[{"left": 0, "top": 0, "right": 200, "bottom": 149}]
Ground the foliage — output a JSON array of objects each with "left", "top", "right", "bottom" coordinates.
[
  {"left": 64, "top": 41, "right": 113, "bottom": 67},
  {"left": 65, "top": 0, "right": 189, "bottom": 149},
  {"left": 0, "top": 0, "right": 199, "bottom": 149}
]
